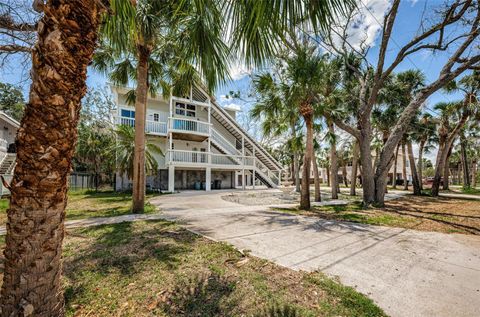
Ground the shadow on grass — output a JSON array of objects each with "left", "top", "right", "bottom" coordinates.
[
  {"left": 162, "top": 272, "right": 237, "bottom": 316},
  {"left": 63, "top": 220, "right": 198, "bottom": 307}
]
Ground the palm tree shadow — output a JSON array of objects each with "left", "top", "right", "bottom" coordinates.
[
  {"left": 162, "top": 272, "right": 237, "bottom": 316},
  {"left": 63, "top": 220, "right": 197, "bottom": 306}
]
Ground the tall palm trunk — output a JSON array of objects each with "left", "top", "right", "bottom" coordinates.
[
  {"left": 300, "top": 107, "right": 314, "bottom": 210},
  {"left": 392, "top": 144, "right": 400, "bottom": 189},
  {"left": 342, "top": 165, "right": 348, "bottom": 187},
  {"left": 327, "top": 120, "right": 338, "bottom": 199},
  {"left": 472, "top": 160, "right": 477, "bottom": 188},
  {"left": 417, "top": 140, "right": 425, "bottom": 190},
  {"left": 350, "top": 141, "right": 359, "bottom": 196},
  {"left": 407, "top": 141, "right": 421, "bottom": 195},
  {"left": 291, "top": 121, "right": 300, "bottom": 192},
  {"left": 443, "top": 147, "right": 452, "bottom": 190},
  {"left": 0, "top": 1, "right": 104, "bottom": 315},
  {"left": 402, "top": 142, "right": 408, "bottom": 190},
  {"left": 312, "top": 156, "right": 321, "bottom": 202},
  {"left": 132, "top": 47, "right": 150, "bottom": 213}
]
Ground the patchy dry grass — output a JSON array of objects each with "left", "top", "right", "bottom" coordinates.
[
  {"left": 274, "top": 196, "right": 480, "bottom": 235},
  {"left": 0, "top": 220, "right": 385, "bottom": 317},
  {"left": 0, "top": 190, "right": 161, "bottom": 226}
]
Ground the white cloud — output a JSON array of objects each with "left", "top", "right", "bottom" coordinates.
[
  {"left": 229, "top": 62, "right": 252, "bottom": 80},
  {"left": 330, "top": 0, "right": 392, "bottom": 50}
]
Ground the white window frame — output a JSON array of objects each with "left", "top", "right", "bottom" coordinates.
[{"left": 175, "top": 102, "right": 196, "bottom": 118}]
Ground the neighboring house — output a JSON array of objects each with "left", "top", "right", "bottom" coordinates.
[
  {"left": 0, "top": 111, "right": 19, "bottom": 195},
  {"left": 111, "top": 85, "right": 283, "bottom": 192}
]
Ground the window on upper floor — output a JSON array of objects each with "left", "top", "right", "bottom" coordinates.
[
  {"left": 121, "top": 109, "right": 135, "bottom": 118},
  {"left": 175, "top": 102, "right": 196, "bottom": 117}
]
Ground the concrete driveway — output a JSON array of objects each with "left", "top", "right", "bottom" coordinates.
[{"left": 151, "top": 190, "right": 480, "bottom": 317}]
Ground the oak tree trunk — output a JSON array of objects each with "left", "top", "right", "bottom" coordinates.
[
  {"left": 0, "top": 1, "right": 104, "bottom": 315},
  {"left": 407, "top": 141, "right": 421, "bottom": 195},
  {"left": 350, "top": 141, "right": 359, "bottom": 196},
  {"left": 132, "top": 47, "right": 150, "bottom": 213},
  {"left": 443, "top": 146, "right": 452, "bottom": 190}
]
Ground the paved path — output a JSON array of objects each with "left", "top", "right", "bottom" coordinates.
[
  {"left": 150, "top": 190, "right": 480, "bottom": 317},
  {"left": 439, "top": 192, "right": 480, "bottom": 200}
]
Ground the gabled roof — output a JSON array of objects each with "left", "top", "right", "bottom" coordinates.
[{"left": 0, "top": 111, "right": 20, "bottom": 129}]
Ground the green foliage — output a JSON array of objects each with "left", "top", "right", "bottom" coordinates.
[
  {"left": 114, "top": 124, "right": 163, "bottom": 180},
  {"left": 0, "top": 82, "right": 25, "bottom": 121},
  {"left": 74, "top": 87, "right": 116, "bottom": 177}
]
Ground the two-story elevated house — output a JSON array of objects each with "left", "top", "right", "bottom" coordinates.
[{"left": 112, "top": 85, "right": 283, "bottom": 192}]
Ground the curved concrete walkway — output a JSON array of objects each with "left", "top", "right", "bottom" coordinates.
[{"left": 150, "top": 189, "right": 480, "bottom": 317}]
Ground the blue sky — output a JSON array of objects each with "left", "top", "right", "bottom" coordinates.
[{"left": 0, "top": 0, "right": 468, "bottom": 115}]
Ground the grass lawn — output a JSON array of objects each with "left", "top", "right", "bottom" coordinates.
[
  {"left": 0, "top": 220, "right": 385, "bottom": 316},
  {"left": 0, "top": 190, "right": 161, "bottom": 226},
  {"left": 274, "top": 195, "right": 480, "bottom": 235}
]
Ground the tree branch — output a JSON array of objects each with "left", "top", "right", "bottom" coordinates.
[{"left": 0, "top": 44, "right": 31, "bottom": 53}]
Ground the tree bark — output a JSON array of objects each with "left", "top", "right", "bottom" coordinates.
[
  {"left": 392, "top": 143, "right": 400, "bottom": 189},
  {"left": 432, "top": 112, "right": 469, "bottom": 196},
  {"left": 407, "top": 141, "right": 421, "bottom": 195},
  {"left": 132, "top": 47, "right": 150, "bottom": 213},
  {"left": 350, "top": 141, "right": 359, "bottom": 196},
  {"left": 342, "top": 165, "right": 348, "bottom": 187},
  {"left": 312, "top": 155, "right": 321, "bottom": 202},
  {"left": 300, "top": 111, "right": 313, "bottom": 210},
  {"left": 0, "top": 1, "right": 105, "bottom": 315},
  {"left": 417, "top": 140, "right": 425, "bottom": 190},
  {"left": 292, "top": 122, "right": 300, "bottom": 193},
  {"left": 328, "top": 121, "right": 338, "bottom": 200},
  {"left": 443, "top": 148, "right": 452, "bottom": 190},
  {"left": 401, "top": 142, "right": 408, "bottom": 190},
  {"left": 460, "top": 134, "right": 470, "bottom": 188},
  {"left": 472, "top": 160, "right": 477, "bottom": 188}
]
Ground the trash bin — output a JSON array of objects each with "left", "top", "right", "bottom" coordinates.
[
  {"left": 194, "top": 181, "right": 201, "bottom": 190},
  {"left": 201, "top": 181, "right": 206, "bottom": 190},
  {"left": 213, "top": 180, "right": 222, "bottom": 189}
]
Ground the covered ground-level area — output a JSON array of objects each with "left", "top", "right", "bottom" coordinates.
[{"left": 115, "top": 166, "right": 257, "bottom": 192}]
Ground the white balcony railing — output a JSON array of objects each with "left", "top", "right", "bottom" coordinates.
[
  {"left": 118, "top": 117, "right": 167, "bottom": 135},
  {"left": 211, "top": 128, "right": 239, "bottom": 155},
  {"left": 169, "top": 117, "right": 210, "bottom": 135},
  {"left": 168, "top": 150, "right": 208, "bottom": 164}
]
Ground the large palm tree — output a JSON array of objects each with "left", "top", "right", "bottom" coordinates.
[
  {"left": 1, "top": 0, "right": 353, "bottom": 314},
  {"left": 98, "top": 0, "right": 229, "bottom": 213}
]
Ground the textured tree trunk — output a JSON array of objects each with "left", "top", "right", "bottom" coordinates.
[
  {"left": 300, "top": 109, "right": 314, "bottom": 210},
  {"left": 291, "top": 122, "right": 300, "bottom": 193},
  {"left": 417, "top": 141, "right": 425, "bottom": 190},
  {"left": 407, "top": 141, "right": 421, "bottom": 195},
  {"left": 0, "top": 1, "right": 104, "bottom": 315},
  {"left": 359, "top": 136, "right": 375, "bottom": 204},
  {"left": 472, "top": 160, "right": 477, "bottom": 188},
  {"left": 326, "top": 166, "right": 330, "bottom": 186},
  {"left": 312, "top": 155, "right": 321, "bottom": 202},
  {"left": 328, "top": 121, "right": 338, "bottom": 200},
  {"left": 350, "top": 141, "right": 359, "bottom": 196},
  {"left": 443, "top": 147, "right": 452, "bottom": 190},
  {"left": 132, "top": 47, "right": 150, "bottom": 213},
  {"left": 401, "top": 142, "right": 408, "bottom": 190},
  {"left": 460, "top": 135, "right": 470, "bottom": 188},
  {"left": 392, "top": 144, "right": 399, "bottom": 189}
]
